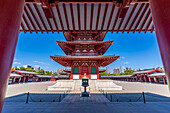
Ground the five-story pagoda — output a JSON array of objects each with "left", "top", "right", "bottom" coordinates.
[{"left": 50, "top": 32, "right": 120, "bottom": 80}]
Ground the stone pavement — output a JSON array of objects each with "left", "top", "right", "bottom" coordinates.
[
  {"left": 2, "top": 102, "right": 170, "bottom": 113},
  {"left": 61, "top": 94, "right": 110, "bottom": 103},
  {"left": 3, "top": 81, "right": 170, "bottom": 113}
]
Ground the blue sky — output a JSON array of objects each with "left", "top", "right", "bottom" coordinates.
[{"left": 12, "top": 31, "right": 163, "bottom": 72}]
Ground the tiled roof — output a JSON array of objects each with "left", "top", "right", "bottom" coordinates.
[
  {"left": 34, "top": 75, "right": 58, "bottom": 78},
  {"left": 101, "top": 75, "right": 135, "bottom": 78},
  {"left": 10, "top": 73, "right": 22, "bottom": 77},
  {"left": 52, "top": 55, "right": 117, "bottom": 59},
  {"left": 148, "top": 73, "right": 165, "bottom": 77},
  {"left": 12, "top": 70, "right": 38, "bottom": 75}
]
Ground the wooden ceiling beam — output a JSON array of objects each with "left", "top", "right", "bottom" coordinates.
[
  {"left": 116, "top": 7, "right": 128, "bottom": 33},
  {"left": 84, "top": 3, "right": 87, "bottom": 31},
  {"left": 27, "top": 4, "right": 43, "bottom": 33},
  {"left": 95, "top": 3, "right": 101, "bottom": 31},
  {"left": 21, "top": 22, "right": 26, "bottom": 33},
  {"left": 127, "top": 3, "right": 145, "bottom": 33},
  {"left": 63, "top": 3, "right": 70, "bottom": 31},
  {"left": 24, "top": 7, "right": 38, "bottom": 33},
  {"left": 22, "top": 13, "right": 32, "bottom": 33},
  {"left": 106, "top": 5, "right": 115, "bottom": 31},
  {"left": 138, "top": 9, "right": 150, "bottom": 33},
  {"left": 150, "top": 25, "right": 154, "bottom": 33},
  {"left": 90, "top": 3, "right": 94, "bottom": 31},
  {"left": 50, "top": 7, "right": 59, "bottom": 33},
  {"left": 70, "top": 3, "right": 75, "bottom": 31},
  {"left": 118, "top": 6, "right": 129, "bottom": 18},
  {"left": 133, "top": 3, "right": 149, "bottom": 33},
  {"left": 122, "top": 3, "right": 137, "bottom": 33},
  {"left": 144, "top": 17, "right": 152, "bottom": 33},
  {"left": 101, "top": 3, "right": 109, "bottom": 31},
  {"left": 56, "top": 4, "right": 64, "bottom": 31},
  {"left": 42, "top": 7, "right": 54, "bottom": 33},
  {"left": 111, "top": 6, "right": 120, "bottom": 33},
  {"left": 33, "top": 4, "right": 48, "bottom": 33},
  {"left": 77, "top": 4, "right": 81, "bottom": 31}
]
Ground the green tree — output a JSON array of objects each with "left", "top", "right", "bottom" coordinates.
[
  {"left": 45, "top": 71, "right": 50, "bottom": 75},
  {"left": 124, "top": 69, "right": 135, "bottom": 75},
  {"left": 52, "top": 73, "right": 58, "bottom": 76},
  {"left": 120, "top": 73, "right": 125, "bottom": 75},
  {"left": 67, "top": 74, "right": 70, "bottom": 76},
  {"left": 11, "top": 67, "right": 19, "bottom": 70},
  {"left": 25, "top": 67, "right": 33, "bottom": 71},
  {"left": 36, "top": 69, "right": 45, "bottom": 75},
  {"left": 100, "top": 72, "right": 109, "bottom": 76},
  {"left": 19, "top": 67, "right": 25, "bottom": 70}
]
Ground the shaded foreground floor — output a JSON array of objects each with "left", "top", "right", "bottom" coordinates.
[
  {"left": 2, "top": 102, "right": 170, "bottom": 113},
  {"left": 3, "top": 93, "right": 170, "bottom": 113}
]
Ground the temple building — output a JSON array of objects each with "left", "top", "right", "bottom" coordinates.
[{"left": 50, "top": 32, "right": 120, "bottom": 80}]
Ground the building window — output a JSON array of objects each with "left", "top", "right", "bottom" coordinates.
[
  {"left": 74, "top": 67, "right": 79, "bottom": 73},
  {"left": 91, "top": 67, "right": 96, "bottom": 73}
]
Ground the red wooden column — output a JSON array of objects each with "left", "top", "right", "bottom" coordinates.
[
  {"left": 12, "top": 78, "right": 15, "bottom": 84},
  {"left": 23, "top": 76, "right": 26, "bottom": 82},
  {"left": 163, "top": 77, "right": 167, "bottom": 85},
  {"left": 0, "top": 0, "right": 24, "bottom": 112},
  {"left": 149, "top": 77, "right": 152, "bottom": 83},
  {"left": 150, "top": 0, "right": 170, "bottom": 89},
  {"left": 136, "top": 76, "right": 138, "bottom": 81}
]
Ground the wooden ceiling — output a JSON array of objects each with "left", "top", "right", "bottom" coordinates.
[{"left": 21, "top": 0, "right": 153, "bottom": 33}]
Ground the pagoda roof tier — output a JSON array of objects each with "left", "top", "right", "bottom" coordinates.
[
  {"left": 56, "top": 40, "right": 113, "bottom": 55},
  {"left": 63, "top": 69, "right": 105, "bottom": 73},
  {"left": 63, "top": 32, "right": 107, "bottom": 41},
  {"left": 50, "top": 55, "right": 120, "bottom": 67}
]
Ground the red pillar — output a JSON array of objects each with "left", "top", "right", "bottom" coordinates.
[
  {"left": 155, "top": 77, "right": 159, "bottom": 83},
  {"left": 12, "top": 78, "right": 15, "bottom": 84},
  {"left": 144, "top": 76, "right": 146, "bottom": 82},
  {"left": 136, "top": 76, "right": 138, "bottom": 81},
  {"left": 27, "top": 76, "right": 30, "bottom": 82},
  {"left": 23, "top": 76, "right": 26, "bottom": 82},
  {"left": 140, "top": 76, "right": 142, "bottom": 82},
  {"left": 149, "top": 77, "right": 152, "bottom": 83},
  {"left": 163, "top": 77, "right": 166, "bottom": 85},
  {"left": 150, "top": 0, "right": 170, "bottom": 89},
  {"left": 0, "top": 0, "right": 24, "bottom": 112},
  {"left": 16, "top": 78, "right": 20, "bottom": 83}
]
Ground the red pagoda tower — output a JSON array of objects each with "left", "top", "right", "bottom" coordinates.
[{"left": 50, "top": 32, "right": 120, "bottom": 80}]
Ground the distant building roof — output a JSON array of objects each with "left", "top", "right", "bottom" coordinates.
[
  {"left": 132, "top": 69, "right": 163, "bottom": 75},
  {"left": 58, "top": 75, "right": 69, "bottom": 78},
  {"left": 10, "top": 73, "right": 22, "bottom": 77},
  {"left": 132, "top": 70, "right": 153, "bottom": 74},
  {"left": 100, "top": 75, "right": 135, "bottom": 78},
  {"left": 59, "top": 72, "right": 69, "bottom": 75},
  {"left": 34, "top": 75, "right": 58, "bottom": 78},
  {"left": 148, "top": 73, "right": 165, "bottom": 77},
  {"left": 34, "top": 75, "right": 52, "bottom": 78},
  {"left": 51, "top": 55, "right": 118, "bottom": 59},
  {"left": 12, "top": 70, "right": 38, "bottom": 75}
]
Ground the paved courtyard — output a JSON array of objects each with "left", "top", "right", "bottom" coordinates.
[{"left": 2, "top": 80, "right": 170, "bottom": 113}]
